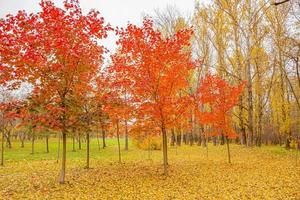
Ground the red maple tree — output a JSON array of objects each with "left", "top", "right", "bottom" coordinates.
[
  {"left": 0, "top": 0, "right": 111, "bottom": 183},
  {"left": 113, "top": 18, "right": 194, "bottom": 174},
  {"left": 196, "top": 74, "right": 245, "bottom": 163}
]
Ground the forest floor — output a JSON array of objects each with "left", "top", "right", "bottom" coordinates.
[{"left": 0, "top": 139, "right": 299, "bottom": 199}]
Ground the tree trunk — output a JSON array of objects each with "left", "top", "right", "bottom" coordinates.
[
  {"left": 286, "top": 135, "right": 292, "bottom": 150},
  {"left": 176, "top": 132, "right": 181, "bottom": 146},
  {"left": 189, "top": 132, "right": 194, "bottom": 146},
  {"left": 183, "top": 134, "right": 187, "bottom": 145},
  {"left": 21, "top": 138, "right": 24, "bottom": 148},
  {"left": 124, "top": 120, "right": 129, "bottom": 150},
  {"left": 170, "top": 128, "right": 175, "bottom": 146},
  {"left": 96, "top": 132, "right": 100, "bottom": 151},
  {"left": 226, "top": 137, "right": 231, "bottom": 164},
  {"left": 213, "top": 136, "right": 217, "bottom": 146},
  {"left": 57, "top": 134, "right": 61, "bottom": 163},
  {"left": 202, "top": 133, "right": 207, "bottom": 147},
  {"left": 246, "top": 0, "right": 254, "bottom": 148},
  {"left": 72, "top": 136, "right": 76, "bottom": 152},
  {"left": 78, "top": 134, "right": 81, "bottom": 150},
  {"left": 197, "top": 127, "right": 203, "bottom": 146},
  {"left": 220, "top": 134, "right": 225, "bottom": 145},
  {"left": 59, "top": 132, "right": 67, "bottom": 184},
  {"left": 116, "top": 120, "right": 121, "bottom": 163},
  {"left": 147, "top": 132, "right": 151, "bottom": 160},
  {"left": 1, "top": 131, "right": 4, "bottom": 166},
  {"left": 86, "top": 132, "right": 90, "bottom": 169},
  {"left": 20, "top": 133, "right": 25, "bottom": 148},
  {"left": 46, "top": 136, "right": 49, "bottom": 153},
  {"left": 161, "top": 121, "right": 168, "bottom": 175},
  {"left": 101, "top": 125, "right": 106, "bottom": 149},
  {"left": 31, "top": 135, "right": 35, "bottom": 154},
  {"left": 6, "top": 131, "right": 11, "bottom": 149}
]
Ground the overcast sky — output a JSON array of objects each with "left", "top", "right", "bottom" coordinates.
[
  {"left": 0, "top": 0, "right": 203, "bottom": 53},
  {"left": 0, "top": 0, "right": 198, "bottom": 25}
]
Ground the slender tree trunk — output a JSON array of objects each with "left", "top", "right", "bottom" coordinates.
[
  {"left": 6, "top": 131, "right": 11, "bottom": 149},
  {"left": 161, "top": 121, "right": 168, "bottom": 175},
  {"left": 78, "top": 134, "right": 81, "bottom": 150},
  {"left": 189, "top": 132, "right": 194, "bottom": 146},
  {"left": 205, "top": 132, "right": 208, "bottom": 159},
  {"left": 116, "top": 120, "right": 121, "bottom": 163},
  {"left": 101, "top": 125, "right": 106, "bottom": 149},
  {"left": 175, "top": 130, "right": 178, "bottom": 155},
  {"left": 31, "top": 135, "right": 35, "bottom": 155},
  {"left": 202, "top": 133, "right": 207, "bottom": 147},
  {"left": 183, "top": 134, "right": 187, "bottom": 145},
  {"left": 97, "top": 132, "right": 100, "bottom": 151},
  {"left": 46, "top": 136, "right": 49, "bottom": 153},
  {"left": 59, "top": 132, "right": 67, "bottom": 184},
  {"left": 71, "top": 136, "right": 75, "bottom": 152},
  {"left": 246, "top": 0, "right": 254, "bottom": 147},
  {"left": 57, "top": 134, "right": 61, "bottom": 163},
  {"left": 234, "top": 23, "right": 247, "bottom": 146},
  {"left": 220, "top": 134, "right": 225, "bottom": 145},
  {"left": 177, "top": 127, "right": 181, "bottom": 146},
  {"left": 86, "top": 132, "right": 90, "bottom": 169},
  {"left": 148, "top": 133, "right": 151, "bottom": 160},
  {"left": 124, "top": 120, "right": 128, "bottom": 150},
  {"left": 1, "top": 131, "right": 4, "bottom": 166},
  {"left": 21, "top": 137, "right": 24, "bottom": 148},
  {"left": 198, "top": 127, "right": 202, "bottom": 146},
  {"left": 171, "top": 128, "right": 175, "bottom": 146},
  {"left": 213, "top": 136, "right": 217, "bottom": 146},
  {"left": 226, "top": 137, "right": 231, "bottom": 164}
]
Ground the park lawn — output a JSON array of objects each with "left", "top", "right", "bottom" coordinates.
[{"left": 0, "top": 139, "right": 299, "bottom": 199}]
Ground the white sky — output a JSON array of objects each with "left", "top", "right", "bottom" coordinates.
[{"left": 0, "top": 0, "right": 205, "bottom": 54}]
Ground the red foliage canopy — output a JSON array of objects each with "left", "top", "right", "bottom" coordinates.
[
  {"left": 113, "top": 18, "right": 194, "bottom": 131},
  {"left": 196, "top": 75, "right": 245, "bottom": 138}
]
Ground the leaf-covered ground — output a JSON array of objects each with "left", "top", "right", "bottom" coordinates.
[{"left": 0, "top": 140, "right": 299, "bottom": 199}]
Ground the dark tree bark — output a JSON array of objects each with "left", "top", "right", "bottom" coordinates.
[
  {"left": 116, "top": 120, "right": 121, "bottom": 163},
  {"left": 86, "top": 132, "right": 90, "bottom": 169},
  {"left": 161, "top": 121, "right": 168, "bottom": 175},
  {"left": 183, "top": 134, "right": 187, "bottom": 145},
  {"left": 176, "top": 132, "right": 181, "bottom": 146},
  {"left": 124, "top": 120, "right": 129, "bottom": 150},
  {"left": 20, "top": 133, "right": 25, "bottom": 148},
  {"left": 286, "top": 135, "right": 292, "bottom": 150},
  {"left": 226, "top": 137, "right": 231, "bottom": 164},
  {"left": 56, "top": 134, "right": 61, "bottom": 163},
  {"left": 170, "top": 128, "right": 175, "bottom": 146},
  {"left": 31, "top": 134, "right": 35, "bottom": 155},
  {"left": 78, "top": 134, "right": 81, "bottom": 150},
  {"left": 59, "top": 132, "right": 67, "bottom": 184},
  {"left": 220, "top": 134, "right": 225, "bottom": 145},
  {"left": 101, "top": 124, "right": 106, "bottom": 149},
  {"left": 273, "top": 0, "right": 290, "bottom": 6},
  {"left": 6, "top": 131, "right": 11, "bottom": 149},
  {"left": 213, "top": 136, "right": 217, "bottom": 146},
  {"left": 97, "top": 132, "right": 101, "bottom": 151},
  {"left": 72, "top": 136, "right": 76, "bottom": 152},
  {"left": 46, "top": 136, "right": 49, "bottom": 153},
  {"left": 189, "top": 132, "right": 194, "bottom": 146}
]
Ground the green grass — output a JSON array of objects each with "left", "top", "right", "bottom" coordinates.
[
  {"left": 2, "top": 137, "right": 137, "bottom": 162},
  {"left": 1, "top": 137, "right": 295, "bottom": 163}
]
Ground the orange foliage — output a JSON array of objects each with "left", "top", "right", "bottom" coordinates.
[{"left": 196, "top": 75, "right": 245, "bottom": 138}]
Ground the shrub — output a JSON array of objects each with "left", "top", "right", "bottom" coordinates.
[{"left": 133, "top": 135, "right": 161, "bottom": 150}]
